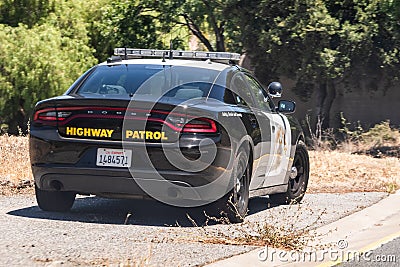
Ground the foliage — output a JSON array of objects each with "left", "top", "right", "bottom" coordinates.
[
  {"left": 0, "top": 0, "right": 56, "bottom": 27},
  {"left": 88, "top": 0, "right": 227, "bottom": 61},
  {"left": 310, "top": 113, "right": 400, "bottom": 159},
  {"left": 89, "top": 0, "right": 164, "bottom": 61},
  {"left": 339, "top": 112, "right": 364, "bottom": 143},
  {"left": 1, "top": 0, "right": 400, "bottom": 132},
  {"left": 339, "top": 114, "right": 400, "bottom": 148},
  {"left": 140, "top": 0, "right": 236, "bottom": 52},
  {"left": 0, "top": 0, "right": 247, "bottom": 134},
  {"left": 227, "top": 0, "right": 400, "bottom": 128},
  {"left": 0, "top": 0, "right": 96, "bottom": 133},
  {"left": 201, "top": 0, "right": 400, "bottom": 88},
  {"left": 361, "top": 121, "right": 400, "bottom": 147}
]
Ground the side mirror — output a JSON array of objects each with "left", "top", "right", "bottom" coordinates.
[
  {"left": 268, "top": 82, "right": 282, "bottom": 98},
  {"left": 277, "top": 100, "right": 296, "bottom": 114}
]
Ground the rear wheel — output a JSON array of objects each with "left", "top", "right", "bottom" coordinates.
[
  {"left": 35, "top": 184, "right": 76, "bottom": 212},
  {"left": 269, "top": 141, "right": 309, "bottom": 205},
  {"left": 218, "top": 148, "right": 250, "bottom": 223}
]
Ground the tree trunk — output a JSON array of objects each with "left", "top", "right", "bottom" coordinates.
[
  {"left": 201, "top": 0, "right": 225, "bottom": 51},
  {"left": 182, "top": 14, "right": 215, "bottom": 52},
  {"left": 315, "top": 80, "right": 336, "bottom": 129},
  {"left": 215, "top": 27, "right": 225, "bottom": 52}
]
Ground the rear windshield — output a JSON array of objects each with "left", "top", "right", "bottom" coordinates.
[{"left": 76, "top": 64, "right": 221, "bottom": 101}]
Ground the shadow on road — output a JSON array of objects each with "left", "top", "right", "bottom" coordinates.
[{"left": 7, "top": 196, "right": 274, "bottom": 227}]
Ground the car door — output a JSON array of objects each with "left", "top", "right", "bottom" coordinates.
[
  {"left": 242, "top": 75, "right": 291, "bottom": 188},
  {"left": 226, "top": 72, "right": 270, "bottom": 190},
  {"left": 240, "top": 74, "right": 275, "bottom": 190},
  {"left": 265, "top": 110, "right": 292, "bottom": 187}
]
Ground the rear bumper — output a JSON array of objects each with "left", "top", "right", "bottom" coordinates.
[{"left": 33, "top": 165, "right": 233, "bottom": 202}]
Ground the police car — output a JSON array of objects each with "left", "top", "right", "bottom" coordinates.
[{"left": 30, "top": 48, "right": 309, "bottom": 222}]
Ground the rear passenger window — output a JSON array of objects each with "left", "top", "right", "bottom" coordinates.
[
  {"left": 230, "top": 73, "right": 254, "bottom": 107},
  {"left": 244, "top": 75, "right": 271, "bottom": 112}
]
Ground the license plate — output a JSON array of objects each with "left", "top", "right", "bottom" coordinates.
[{"left": 96, "top": 148, "right": 132, "bottom": 168}]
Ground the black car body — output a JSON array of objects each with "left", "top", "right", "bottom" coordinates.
[{"left": 30, "top": 49, "right": 309, "bottom": 222}]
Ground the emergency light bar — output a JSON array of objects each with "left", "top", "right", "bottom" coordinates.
[{"left": 113, "top": 48, "right": 241, "bottom": 63}]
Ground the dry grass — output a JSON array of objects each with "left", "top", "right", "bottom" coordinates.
[
  {"left": 308, "top": 150, "right": 400, "bottom": 194},
  {"left": 0, "top": 135, "right": 33, "bottom": 195},
  {"left": 192, "top": 208, "right": 318, "bottom": 251},
  {"left": 306, "top": 120, "right": 400, "bottom": 193},
  {"left": 0, "top": 135, "right": 399, "bottom": 195}
]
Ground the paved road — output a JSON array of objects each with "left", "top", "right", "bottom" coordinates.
[
  {"left": 0, "top": 192, "right": 387, "bottom": 266},
  {"left": 341, "top": 237, "right": 399, "bottom": 267}
]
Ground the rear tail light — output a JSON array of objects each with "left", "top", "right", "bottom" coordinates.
[
  {"left": 152, "top": 111, "right": 218, "bottom": 133},
  {"left": 182, "top": 117, "right": 217, "bottom": 133},
  {"left": 36, "top": 110, "right": 58, "bottom": 121},
  {"left": 34, "top": 108, "right": 71, "bottom": 122}
]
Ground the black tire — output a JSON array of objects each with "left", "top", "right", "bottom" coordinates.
[
  {"left": 217, "top": 148, "right": 250, "bottom": 223},
  {"left": 269, "top": 141, "right": 309, "bottom": 205},
  {"left": 35, "top": 184, "right": 76, "bottom": 212}
]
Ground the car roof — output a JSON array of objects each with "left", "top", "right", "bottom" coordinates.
[{"left": 99, "top": 58, "right": 231, "bottom": 72}]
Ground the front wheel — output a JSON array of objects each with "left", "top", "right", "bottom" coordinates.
[
  {"left": 35, "top": 184, "right": 76, "bottom": 212},
  {"left": 217, "top": 148, "right": 250, "bottom": 223},
  {"left": 269, "top": 141, "right": 309, "bottom": 205}
]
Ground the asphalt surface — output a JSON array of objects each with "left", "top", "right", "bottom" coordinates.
[
  {"left": 0, "top": 192, "right": 388, "bottom": 266},
  {"left": 340, "top": 237, "right": 399, "bottom": 267}
]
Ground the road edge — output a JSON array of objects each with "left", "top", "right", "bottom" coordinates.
[{"left": 205, "top": 190, "right": 400, "bottom": 267}]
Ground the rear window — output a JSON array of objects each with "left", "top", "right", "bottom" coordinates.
[{"left": 76, "top": 64, "right": 221, "bottom": 101}]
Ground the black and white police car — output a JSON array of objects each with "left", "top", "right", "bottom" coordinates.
[{"left": 30, "top": 48, "right": 309, "bottom": 222}]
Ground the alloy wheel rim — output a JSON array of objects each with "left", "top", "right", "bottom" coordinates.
[
  {"left": 235, "top": 159, "right": 248, "bottom": 214},
  {"left": 290, "top": 152, "right": 305, "bottom": 194}
]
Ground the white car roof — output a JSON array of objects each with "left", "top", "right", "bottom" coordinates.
[{"left": 99, "top": 58, "right": 231, "bottom": 71}]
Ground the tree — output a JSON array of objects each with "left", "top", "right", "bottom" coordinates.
[
  {"left": 89, "top": 0, "right": 163, "bottom": 61},
  {"left": 227, "top": 0, "right": 342, "bottom": 127},
  {"left": 142, "top": 0, "right": 233, "bottom": 52},
  {"left": 0, "top": 0, "right": 97, "bottom": 133},
  {"left": 90, "top": 0, "right": 237, "bottom": 60},
  {"left": 227, "top": 0, "right": 400, "bottom": 128},
  {"left": 0, "top": 0, "right": 55, "bottom": 28},
  {"left": 1, "top": 0, "right": 400, "bottom": 133}
]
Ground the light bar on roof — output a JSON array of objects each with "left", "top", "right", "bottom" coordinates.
[{"left": 114, "top": 48, "right": 241, "bottom": 62}]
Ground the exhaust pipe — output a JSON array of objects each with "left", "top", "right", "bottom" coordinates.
[{"left": 49, "top": 180, "right": 63, "bottom": 191}]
